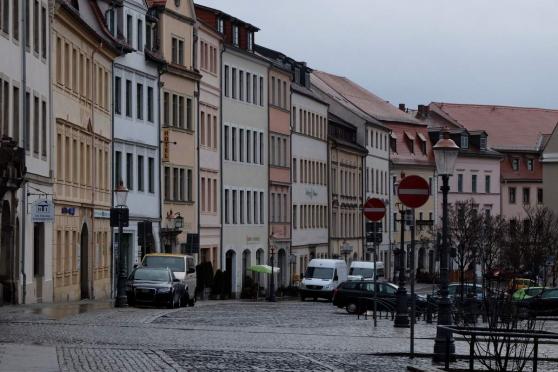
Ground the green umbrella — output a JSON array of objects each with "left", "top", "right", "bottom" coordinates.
[{"left": 248, "top": 264, "right": 280, "bottom": 274}]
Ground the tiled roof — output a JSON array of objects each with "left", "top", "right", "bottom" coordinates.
[
  {"left": 312, "top": 70, "right": 421, "bottom": 125},
  {"left": 430, "top": 103, "right": 558, "bottom": 151}
]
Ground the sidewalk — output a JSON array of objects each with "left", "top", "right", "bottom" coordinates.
[{"left": 0, "top": 344, "right": 58, "bottom": 372}]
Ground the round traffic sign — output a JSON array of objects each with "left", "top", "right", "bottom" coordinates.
[
  {"left": 397, "top": 175, "right": 430, "bottom": 209},
  {"left": 363, "top": 198, "right": 386, "bottom": 222}
]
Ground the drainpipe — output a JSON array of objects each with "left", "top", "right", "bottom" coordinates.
[
  {"left": 20, "top": 0, "right": 28, "bottom": 304},
  {"left": 219, "top": 46, "right": 224, "bottom": 272},
  {"left": 110, "top": 59, "right": 115, "bottom": 299},
  {"left": 194, "top": 25, "right": 200, "bottom": 261}
]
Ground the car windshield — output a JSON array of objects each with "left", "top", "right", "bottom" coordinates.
[
  {"left": 349, "top": 268, "right": 374, "bottom": 278},
  {"left": 143, "top": 256, "right": 185, "bottom": 272},
  {"left": 541, "top": 289, "right": 558, "bottom": 299},
  {"left": 305, "top": 267, "right": 334, "bottom": 280},
  {"left": 525, "top": 288, "right": 543, "bottom": 296},
  {"left": 133, "top": 269, "right": 169, "bottom": 282}
]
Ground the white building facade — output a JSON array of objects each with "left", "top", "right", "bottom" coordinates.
[
  {"left": 0, "top": 0, "right": 53, "bottom": 304},
  {"left": 104, "top": 0, "right": 161, "bottom": 276},
  {"left": 290, "top": 69, "right": 329, "bottom": 281},
  {"left": 198, "top": 21, "right": 222, "bottom": 271},
  {"left": 221, "top": 35, "right": 268, "bottom": 298}
]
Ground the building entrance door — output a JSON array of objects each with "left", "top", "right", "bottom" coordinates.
[
  {"left": 0, "top": 201, "right": 14, "bottom": 304},
  {"left": 33, "top": 223, "right": 45, "bottom": 302},
  {"left": 80, "top": 224, "right": 89, "bottom": 299}
]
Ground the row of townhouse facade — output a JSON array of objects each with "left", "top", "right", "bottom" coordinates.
[{"left": 2, "top": 1, "right": 558, "bottom": 304}]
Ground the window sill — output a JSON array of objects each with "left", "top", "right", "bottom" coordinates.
[{"left": 163, "top": 126, "right": 195, "bottom": 134}]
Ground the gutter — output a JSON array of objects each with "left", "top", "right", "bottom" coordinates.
[{"left": 20, "top": 0, "right": 28, "bottom": 304}]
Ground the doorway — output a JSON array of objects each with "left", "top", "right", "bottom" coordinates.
[
  {"left": 33, "top": 223, "right": 45, "bottom": 302},
  {"left": 0, "top": 201, "right": 14, "bottom": 304},
  {"left": 80, "top": 224, "right": 89, "bottom": 299}
]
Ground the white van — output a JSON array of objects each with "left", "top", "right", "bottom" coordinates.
[
  {"left": 348, "top": 261, "right": 384, "bottom": 281},
  {"left": 141, "top": 254, "right": 197, "bottom": 306},
  {"left": 300, "top": 259, "right": 348, "bottom": 301}
]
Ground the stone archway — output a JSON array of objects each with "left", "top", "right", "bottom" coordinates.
[{"left": 80, "top": 223, "right": 89, "bottom": 299}]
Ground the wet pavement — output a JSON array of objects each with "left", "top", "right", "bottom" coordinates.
[{"left": 0, "top": 299, "right": 557, "bottom": 371}]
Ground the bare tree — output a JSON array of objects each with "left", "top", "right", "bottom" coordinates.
[
  {"left": 478, "top": 214, "right": 507, "bottom": 292},
  {"left": 522, "top": 207, "right": 558, "bottom": 285}
]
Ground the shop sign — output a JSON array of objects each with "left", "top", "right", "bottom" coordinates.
[{"left": 31, "top": 199, "right": 54, "bottom": 222}]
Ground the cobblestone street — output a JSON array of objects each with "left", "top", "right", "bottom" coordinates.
[{"left": 0, "top": 300, "right": 557, "bottom": 371}]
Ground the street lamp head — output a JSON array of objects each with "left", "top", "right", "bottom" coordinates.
[
  {"left": 174, "top": 213, "right": 184, "bottom": 229},
  {"left": 433, "top": 130, "right": 459, "bottom": 176},
  {"left": 114, "top": 181, "right": 129, "bottom": 207}
]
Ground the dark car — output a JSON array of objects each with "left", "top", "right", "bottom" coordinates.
[
  {"left": 332, "top": 280, "right": 427, "bottom": 314},
  {"left": 431, "top": 283, "right": 485, "bottom": 305},
  {"left": 519, "top": 287, "right": 558, "bottom": 317},
  {"left": 126, "top": 267, "right": 185, "bottom": 308}
]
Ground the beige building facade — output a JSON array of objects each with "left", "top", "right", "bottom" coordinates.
[
  {"left": 542, "top": 125, "right": 558, "bottom": 215},
  {"left": 52, "top": 1, "right": 121, "bottom": 302}
]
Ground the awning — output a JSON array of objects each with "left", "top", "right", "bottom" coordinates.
[
  {"left": 390, "top": 133, "right": 397, "bottom": 139},
  {"left": 404, "top": 131, "right": 415, "bottom": 141},
  {"left": 417, "top": 132, "right": 427, "bottom": 142}
]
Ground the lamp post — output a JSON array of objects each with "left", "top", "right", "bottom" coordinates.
[
  {"left": 268, "top": 234, "right": 276, "bottom": 302},
  {"left": 394, "top": 201, "right": 410, "bottom": 328},
  {"left": 114, "top": 182, "right": 129, "bottom": 308},
  {"left": 432, "top": 130, "right": 459, "bottom": 362}
]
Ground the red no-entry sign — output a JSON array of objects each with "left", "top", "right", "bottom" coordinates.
[
  {"left": 398, "top": 175, "right": 430, "bottom": 209},
  {"left": 363, "top": 198, "right": 386, "bottom": 222}
]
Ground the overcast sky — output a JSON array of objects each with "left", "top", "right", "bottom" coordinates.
[{"left": 196, "top": 0, "right": 558, "bottom": 110}]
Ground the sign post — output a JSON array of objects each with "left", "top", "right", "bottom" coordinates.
[
  {"left": 363, "top": 198, "right": 386, "bottom": 327},
  {"left": 397, "top": 175, "right": 429, "bottom": 357}
]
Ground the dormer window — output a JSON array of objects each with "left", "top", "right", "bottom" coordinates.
[
  {"left": 248, "top": 32, "right": 254, "bottom": 51},
  {"left": 106, "top": 9, "right": 115, "bottom": 35},
  {"left": 480, "top": 136, "right": 487, "bottom": 150},
  {"left": 233, "top": 25, "right": 239, "bottom": 46},
  {"left": 217, "top": 18, "right": 224, "bottom": 34},
  {"left": 404, "top": 131, "right": 415, "bottom": 153},
  {"left": 512, "top": 158, "right": 519, "bottom": 171},
  {"left": 461, "top": 134, "right": 469, "bottom": 149},
  {"left": 527, "top": 159, "right": 534, "bottom": 171},
  {"left": 417, "top": 132, "right": 427, "bottom": 154}
]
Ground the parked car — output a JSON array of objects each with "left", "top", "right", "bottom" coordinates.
[
  {"left": 518, "top": 288, "right": 558, "bottom": 317},
  {"left": 508, "top": 278, "right": 536, "bottom": 294},
  {"left": 126, "top": 267, "right": 185, "bottom": 308},
  {"left": 332, "top": 280, "right": 427, "bottom": 314},
  {"left": 300, "top": 259, "right": 348, "bottom": 301},
  {"left": 512, "top": 287, "right": 544, "bottom": 302},
  {"left": 141, "top": 253, "right": 197, "bottom": 306},
  {"left": 432, "top": 283, "right": 485, "bottom": 303},
  {"left": 348, "top": 261, "right": 384, "bottom": 281}
]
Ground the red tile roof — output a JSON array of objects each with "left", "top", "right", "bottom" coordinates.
[
  {"left": 312, "top": 70, "right": 421, "bottom": 125},
  {"left": 430, "top": 103, "right": 558, "bottom": 151}
]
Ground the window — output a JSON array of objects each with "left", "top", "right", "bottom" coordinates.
[
  {"left": 164, "top": 167, "right": 170, "bottom": 200},
  {"left": 12, "top": 86, "right": 19, "bottom": 142},
  {"left": 126, "top": 153, "right": 133, "bottom": 190},
  {"left": 137, "top": 19, "right": 143, "bottom": 51},
  {"left": 232, "top": 25, "right": 239, "bottom": 46},
  {"left": 178, "top": 96, "right": 184, "bottom": 128},
  {"left": 538, "top": 188, "right": 543, "bottom": 204},
  {"left": 246, "top": 130, "right": 251, "bottom": 162},
  {"left": 461, "top": 135, "right": 469, "bottom": 149},
  {"left": 125, "top": 79, "right": 132, "bottom": 117},
  {"left": 231, "top": 67, "right": 236, "bottom": 99},
  {"left": 186, "top": 98, "right": 192, "bottom": 130},
  {"left": 252, "top": 75, "right": 257, "bottom": 104},
  {"left": 41, "top": 101, "right": 46, "bottom": 157},
  {"left": 172, "top": 168, "right": 178, "bottom": 200},
  {"left": 25, "top": 0, "right": 29, "bottom": 47},
  {"left": 137, "top": 155, "right": 144, "bottom": 191},
  {"left": 217, "top": 17, "right": 224, "bottom": 33},
  {"left": 523, "top": 188, "right": 530, "bottom": 205},
  {"left": 24, "top": 92, "right": 30, "bottom": 150},
  {"left": 231, "top": 127, "right": 236, "bottom": 161},
  {"left": 259, "top": 132, "right": 263, "bottom": 164},
  {"left": 179, "top": 169, "right": 185, "bottom": 201},
  {"left": 271, "top": 77, "right": 275, "bottom": 105},
  {"left": 480, "top": 136, "right": 487, "bottom": 150},
  {"left": 115, "top": 151, "right": 122, "bottom": 186},
  {"left": 259, "top": 77, "right": 263, "bottom": 106},
  {"left": 224, "top": 189, "right": 229, "bottom": 224},
  {"left": 292, "top": 158, "right": 297, "bottom": 182},
  {"left": 213, "top": 179, "right": 217, "bottom": 212},
  {"left": 106, "top": 9, "right": 114, "bottom": 35},
  {"left": 33, "top": 95, "right": 39, "bottom": 154},
  {"left": 240, "top": 190, "right": 244, "bottom": 224},
  {"left": 239, "top": 128, "right": 244, "bottom": 162},
  {"left": 178, "top": 39, "right": 184, "bottom": 65},
  {"left": 512, "top": 158, "right": 519, "bottom": 171},
  {"left": 457, "top": 174, "right": 463, "bottom": 193},
  {"left": 12, "top": 0, "right": 18, "bottom": 40},
  {"left": 224, "top": 65, "right": 229, "bottom": 97},
  {"left": 248, "top": 32, "right": 254, "bottom": 51},
  {"left": 1, "top": 80, "right": 7, "bottom": 136},
  {"left": 239, "top": 70, "right": 243, "bottom": 101},
  {"left": 485, "top": 175, "right": 490, "bottom": 193},
  {"left": 187, "top": 169, "right": 192, "bottom": 201},
  {"left": 471, "top": 175, "right": 477, "bottom": 193},
  {"left": 33, "top": 0, "right": 38, "bottom": 53},
  {"left": 114, "top": 77, "right": 121, "bottom": 114},
  {"left": 232, "top": 190, "right": 237, "bottom": 224},
  {"left": 171, "top": 37, "right": 184, "bottom": 65},
  {"left": 41, "top": 6, "right": 46, "bottom": 58},
  {"left": 148, "top": 157, "right": 154, "bottom": 193},
  {"left": 147, "top": 86, "right": 153, "bottom": 122},
  {"left": 136, "top": 83, "right": 143, "bottom": 119},
  {"left": 509, "top": 187, "right": 516, "bottom": 204},
  {"left": 126, "top": 14, "right": 133, "bottom": 45},
  {"left": 527, "top": 159, "right": 534, "bottom": 171},
  {"left": 224, "top": 125, "right": 229, "bottom": 160},
  {"left": 260, "top": 192, "right": 264, "bottom": 224}
]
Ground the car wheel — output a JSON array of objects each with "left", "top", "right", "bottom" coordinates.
[
  {"left": 346, "top": 303, "right": 358, "bottom": 314},
  {"left": 188, "top": 293, "right": 196, "bottom": 307},
  {"left": 167, "top": 293, "right": 176, "bottom": 309}
]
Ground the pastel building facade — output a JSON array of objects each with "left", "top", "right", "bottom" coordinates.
[
  {"left": 52, "top": 0, "right": 123, "bottom": 302},
  {"left": 103, "top": 0, "right": 162, "bottom": 276},
  {"left": 196, "top": 5, "right": 268, "bottom": 297},
  {"left": 0, "top": 0, "right": 53, "bottom": 304},
  {"left": 196, "top": 14, "right": 222, "bottom": 270}
]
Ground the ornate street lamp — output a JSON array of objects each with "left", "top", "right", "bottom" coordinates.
[
  {"left": 394, "top": 200, "right": 410, "bottom": 328},
  {"left": 432, "top": 130, "right": 459, "bottom": 362},
  {"left": 174, "top": 213, "right": 184, "bottom": 229},
  {"left": 114, "top": 181, "right": 129, "bottom": 308}
]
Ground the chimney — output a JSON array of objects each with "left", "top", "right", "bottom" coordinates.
[
  {"left": 417, "top": 104, "right": 429, "bottom": 118},
  {"left": 399, "top": 103, "right": 406, "bottom": 112}
]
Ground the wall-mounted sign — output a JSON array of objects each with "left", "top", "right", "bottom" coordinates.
[
  {"left": 31, "top": 200, "right": 54, "bottom": 222},
  {"left": 305, "top": 188, "right": 318, "bottom": 199},
  {"left": 247, "top": 236, "right": 261, "bottom": 244},
  {"left": 61, "top": 207, "right": 76, "bottom": 216},
  {"left": 94, "top": 209, "right": 110, "bottom": 219},
  {"left": 163, "top": 128, "right": 170, "bottom": 162}
]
